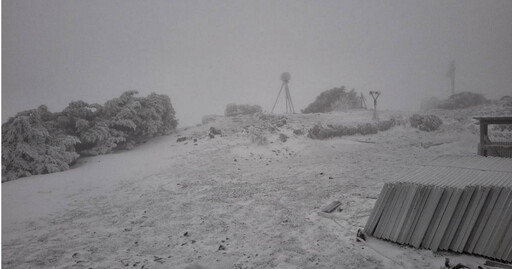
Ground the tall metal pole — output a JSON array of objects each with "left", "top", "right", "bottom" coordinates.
[
  {"left": 370, "top": 91, "right": 380, "bottom": 121},
  {"left": 447, "top": 60, "right": 456, "bottom": 96}
]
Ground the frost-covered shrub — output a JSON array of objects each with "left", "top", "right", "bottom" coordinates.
[
  {"left": 307, "top": 124, "right": 331, "bottom": 139},
  {"left": 102, "top": 91, "right": 178, "bottom": 149},
  {"left": 357, "top": 123, "right": 378, "bottom": 135},
  {"left": 437, "top": 92, "right": 487, "bottom": 110},
  {"left": 248, "top": 127, "right": 268, "bottom": 145},
  {"left": 499, "top": 96, "right": 512, "bottom": 107},
  {"left": 2, "top": 91, "right": 178, "bottom": 181},
  {"left": 308, "top": 119, "right": 395, "bottom": 140},
  {"left": 409, "top": 114, "right": 443, "bottom": 132},
  {"left": 302, "top": 87, "right": 363, "bottom": 114},
  {"left": 202, "top": 115, "right": 218, "bottom": 124},
  {"left": 224, "top": 103, "right": 262, "bottom": 117},
  {"left": 377, "top": 119, "right": 395, "bottom": 131},
  {"left": 2, "top": 106, "right": 80, "bottom": 181}
]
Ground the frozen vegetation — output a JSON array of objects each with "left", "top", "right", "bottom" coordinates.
[{"left": 2, "top": 91, "right": 178, "bottom": 182}]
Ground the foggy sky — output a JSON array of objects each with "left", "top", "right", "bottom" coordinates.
[{"left": 3, "top": 0, "right": 512, "bottom": 126}]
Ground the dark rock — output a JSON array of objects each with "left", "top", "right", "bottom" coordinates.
[
  {"left": 279, "top": 133, "right": 288, "bottom": 142},
  {"left": 176, "top": 137, "right": 187, "bottom": 142},
  {"left": 209, "top": 127, "right": 222, "bottom": 136},
  {"left": 356, "top": 229, "right": 366, "bottom": 242},
  {"left": 293, "top": 129, "right": 304, "bottom": 135}
]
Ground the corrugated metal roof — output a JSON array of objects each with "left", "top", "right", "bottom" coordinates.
[
  {"left": 365, "top": 155, "right": 512, "bottom": 262},
  {"left": 393, "top": 155, "right": 512, "bottom": 187}
]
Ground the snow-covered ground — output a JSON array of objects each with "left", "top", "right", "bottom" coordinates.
[{"left": 2, "top": 107, "right": 509, "bottom": 268}]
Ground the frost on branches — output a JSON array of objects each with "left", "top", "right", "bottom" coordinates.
[
  {"left": 2, "top": 91, "right": 178, "bottom": 181},
  {"left": 2, "top": 105, "right": 80, "bottom": 181}
]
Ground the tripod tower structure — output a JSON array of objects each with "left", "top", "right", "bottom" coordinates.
[{"left": 271, "top": 72, "right": 295, "bottom": 114}]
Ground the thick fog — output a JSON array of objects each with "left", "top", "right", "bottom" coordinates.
[{"left": 3, "top": 0, "right": 512, "bottom": 126}]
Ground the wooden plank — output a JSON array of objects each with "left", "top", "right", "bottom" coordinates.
[{"left": 321, "top": 201, "right": 342, "bottom": 213}]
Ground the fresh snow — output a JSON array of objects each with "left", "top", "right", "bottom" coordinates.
[{"left": 2, "top": 108, "right": 507, "bottom": 268}]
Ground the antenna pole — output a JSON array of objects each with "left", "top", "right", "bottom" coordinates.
[
  {"left": 369, "top": 91, "right": 381, "bottom": 121},
  {"left": 447, "top": 60, "right": 456, "bottom": 96}
]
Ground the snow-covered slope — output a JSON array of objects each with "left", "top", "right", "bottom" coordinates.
[{"left": 2, "top": 108, "right": 506, "bottom": 268}]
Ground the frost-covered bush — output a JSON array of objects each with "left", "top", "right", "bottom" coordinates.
[
  {"left": 409, "top": 114, "right": 443, "bottom": 132},
  {"left": 101, "top": 91, "right": 178, "bottom": 149},
  {"left": 377, "top": 119, "right": 396, "bottom": 131},
  {"left": 499, "top": 96, "right": 512, "bottom": 107},
  {"left": 202, "top": 115, "right": 218, "bottom": 124},
  {"left": 307, "top": 119, "right": 395, "bottom": 140},
  {"left": 224, "top": 103, "right": 262, "bottom": 117},
  {"left": 2, "top": 106, "right": 80, "bottom": 182},
  {"left": 54, "top": 100, "right": 119, "bottom": 156},
  {"left": 437, "top": 92, "right": 487, "bottom": 110},
  {"left": 248, "top": 127, "right": 268, "bottom": 145},
  {"left": 2, "top": 91, "right": 178, "bottom": 181},
  {"left": 302, "top": 87, "right": 363, "bottom": 114},
  {"left": 357, "top": 123, "right": 378, "bottom": 135}
]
